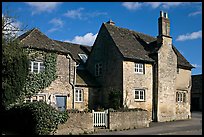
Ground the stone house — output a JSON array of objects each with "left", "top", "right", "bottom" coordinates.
[
  {"left": 18, "top": 11, "right": 194, "bottom": 122},
  {"left": 18, "top": 28, "right": 100, "bottom": 111},
  {"left": 86, "top": 11, "right": 194, "bottom": 122},
  {"left": 191, "top": 74, "right": 202, "bottom": 111}
]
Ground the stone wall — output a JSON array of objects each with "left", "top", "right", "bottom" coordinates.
[
  {"left": 123, "top": 61, "right": 153, "bottom": 121},
  {"left": 109, "top": 109, "right": 150, "bottom": 131},
  {"left": 157, "top": 36, "right": 177, "bottom": 122},
  {"left": 74, "top": 87, "right": 98, "bottom": 111},
  {"left": 86, "top": 25, "right": 123, "bottom": 108},
  {"left": 42, "top": 54, "right": 75, "bottom": 109},
  {"left": 175, "top": 68, "right": 191, "bottom": 120},
  {"left": 55, "top": 111, "right": 94, "bottom": 135}
]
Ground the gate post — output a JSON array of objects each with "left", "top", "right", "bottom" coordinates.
[
  {"left": 105, "top": 109, "right": 109, "bottom": 128},
  {"left": 92, "top": 110, "right": 94, "bottom": 127}
]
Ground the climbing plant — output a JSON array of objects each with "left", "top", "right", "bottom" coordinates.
[{"left": 23, "top": 49, "right": 57, "bottom": 96}]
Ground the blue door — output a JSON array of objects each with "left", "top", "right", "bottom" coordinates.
[{"left": 56, "top": 96, "right": 67, "bottom": 111}]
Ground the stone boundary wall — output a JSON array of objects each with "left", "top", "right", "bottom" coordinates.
[
  {"left": 55, "top": 109, "right": 150, "bottom": 135},
  {"left": 55, "top": 111, "right": 94, "bottom": 135},
  {"left": 109, "top": 109, "right": 150, "bottom": 131}
]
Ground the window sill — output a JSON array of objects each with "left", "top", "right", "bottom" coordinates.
[
  {"left": 134, "top": 72, "right": 144, "bottom": 75},
  {"left": 134, "top": 100, "right": 145, "bottom": 102},
  {"left": 75, "top": 101, "right": 83, "bottom": 103}
]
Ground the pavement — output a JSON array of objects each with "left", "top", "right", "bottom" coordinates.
[{"left": 90, "top": 111, "right": 202, "bottom": 135}]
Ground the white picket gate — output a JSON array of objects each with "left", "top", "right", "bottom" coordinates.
[{"left": 92, "top": 109, "right": 108, "bottom": 128}]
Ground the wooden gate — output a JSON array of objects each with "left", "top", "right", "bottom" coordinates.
[{"left": 92, "top": 109, "right": 108, "bottom": 128}]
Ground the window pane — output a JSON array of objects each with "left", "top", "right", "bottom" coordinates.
[
  {"left": 140, "top": 91, "right": 144, "bottom": 99},
  {"left": 79, "top": 90, "right": 82, "bottom": 101},
  {"left": 40, "top": 63, "right": 45, "bottom": 72},
  {"left": 135, "top": 90, "right": 139, "bottom": 99},
  {"left": 183, "top": 93, "right": 186, "bottom": 102},
  {"left": 75, "top": 90, "right": 78, "bottom": 101}
]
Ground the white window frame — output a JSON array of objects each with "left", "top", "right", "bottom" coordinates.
[
  {"left": 24, "top": 93, "right": 47, "bottom": 103},
  {"left": 134, "top": 89, "right": 145, "bottom": 101},
  {"left": 134, "top": 63, "right": 144, "bottom": 74},
  {"left": 75, "top": 88, "right": 84, "bottom": 102},
  {"left": 30, "top": 61, "right": 45, "bottom": 73},
  {"left": 176, "top": 92, "right": 186, "bottom": 103},
  {"left": 95, "top": 63, "right": 102, "bottom": 76}
]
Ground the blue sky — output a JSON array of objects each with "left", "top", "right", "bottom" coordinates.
[{"left": 2, "top": 2, "right": 202, "bottom": 75}]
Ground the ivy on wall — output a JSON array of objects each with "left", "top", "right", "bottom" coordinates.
[{"left": 23, "top": 49, "right": 57, "bottom": 96}]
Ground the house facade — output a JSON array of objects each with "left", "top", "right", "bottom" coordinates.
[
  {"left": 18, "top": 28, "right": 99, "bottom": 111},
  {"left": 86, "top": 11, "right": 194, "bottom": 122},
  {"left": 18, "top": 11, "right": 194, "bottom": 122}
]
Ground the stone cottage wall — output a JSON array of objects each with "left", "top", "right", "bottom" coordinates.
[
  {"left": 157, "top": 36, "right": 177, "bottom": 122},
  {"left": 175, "top": 68, "right": 192, "bottom": 120},
  {"left": 86, "top": 25, "right": 123, "bottom": 108},
  {"left": 74, "top": 87, "right": 99, "bottom": 111},
  {"left": 123, "top": 61, "right": 153, "bottom": 121},
  {"left": 109, "top": 109, "right": 150, "bottom": 131},
  {"left": 43, "top": 54, "right": 75, "bottom": 109}
]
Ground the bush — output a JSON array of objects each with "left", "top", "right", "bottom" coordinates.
[{"left": 3, "top": 101, "right": 69, "bottom": 135}]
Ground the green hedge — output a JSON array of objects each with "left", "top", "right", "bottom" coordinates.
[{"left": 3, "top": 101, "right": 69, "bottom": 135}]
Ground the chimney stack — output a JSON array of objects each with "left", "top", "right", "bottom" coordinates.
[{"left": 158, "top": 11, "right": 170, "bottom": 37}]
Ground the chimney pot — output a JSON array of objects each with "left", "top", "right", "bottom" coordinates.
[
  {"left": 107, "top": 19, "right": 115, "bottom": 25},
  {"left": 164, "top": 12, "right": 168, "bottom": 18},
  {"left": 160, "top": 11, "right": 164, "bottom": 17}
]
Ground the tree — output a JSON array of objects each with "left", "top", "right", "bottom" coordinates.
[{"left": 2, "top": 10, "right": 29, "bottom": 110}]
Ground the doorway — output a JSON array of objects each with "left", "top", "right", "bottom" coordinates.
[{"left": 56, "top": 95, "right": 67, "bottom": 111}]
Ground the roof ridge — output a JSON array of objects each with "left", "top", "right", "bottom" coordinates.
[
  {"left": 104, "top": 22, "right": 157, "bottom": 40},
  {"left": 53, "top": 39, "right": 91, "bottom": 47}
]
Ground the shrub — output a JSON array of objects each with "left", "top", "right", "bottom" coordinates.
[{"left": 4, "top": 101, "right": 69, "bottom": 135}]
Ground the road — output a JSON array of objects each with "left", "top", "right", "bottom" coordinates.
[{"left": 90, "top": 111, "right": 202, "bottom": 135}]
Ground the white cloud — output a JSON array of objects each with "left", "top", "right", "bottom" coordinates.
[
  {"left": 192, "top": 64, "right": 202, "bottom": 68},
  {"left": 122, "top": 2, "right": 142, "bottom": 10},
  {"left": 64, "top": 8, "right": 107, "bottom": 20},
  {"left": 122, "top": 2, "right": 190, "bottom": 10},
  {"left": 65, "top": 33, "right": 98, "bottom": 46},
  {"left": 188, "top": 10, "right": 202, "bottom": 16},
  {"left": 48, "top": 18, "right": 64, "bottom": 33},
  {"left": 26, "top": 2, "right": 62, "bottom": 14},
  {"left": 146, "top": 2, "right": 163, "bottom": 9},
  {"left": 49, "top": 18, "right": 64, "bottom": 27},
  {"left": 64, "top": 8, "right": 84, "bottom": 19},
  {"left": 176, "top": 30, "right": 202, "bottom": 41},
  {"left": 48, "top": 28, "right": 59, "bottom": 33}
]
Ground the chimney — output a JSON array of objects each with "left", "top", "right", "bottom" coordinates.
[
  {"left": 106, "top": 19, "right": 115, "bottom": 26},
  {"left": 158, "top": 11, "right": 170, "bottom": 37}
]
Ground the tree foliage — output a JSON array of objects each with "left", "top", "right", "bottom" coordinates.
[{"left": 2, "top": 11, "right": 29, "bottom": 110}]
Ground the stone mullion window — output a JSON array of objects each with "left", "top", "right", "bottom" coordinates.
[{"left": 176, "top": 91, "right": 186, "bottom": 103}]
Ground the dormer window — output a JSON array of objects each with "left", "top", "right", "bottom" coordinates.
[
  {"left": 78, "top": 54, "right": 88, "bottom": 63},
  {"left": 29, "top": 61, "right": 45, "bottom": 73}
]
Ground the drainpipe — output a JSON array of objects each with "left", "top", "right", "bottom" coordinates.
[{"left": 67, "top": 55, "right": 76, "bottom": 109}]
